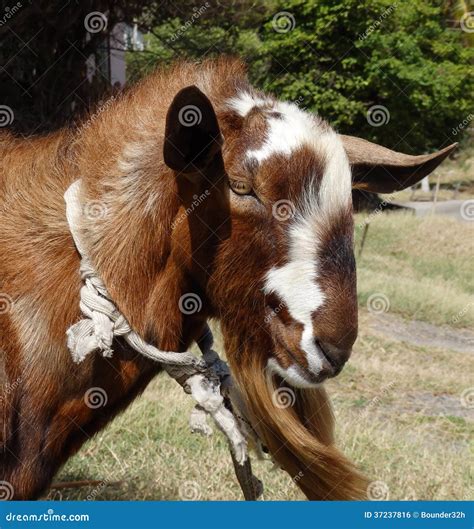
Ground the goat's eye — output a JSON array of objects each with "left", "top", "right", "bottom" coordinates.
[{"left": 229, "top": 179, "right": 252, "bottom": 195}]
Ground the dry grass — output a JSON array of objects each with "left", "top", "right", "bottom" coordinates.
[
  {"left": 49, "top": 211, "right": 473, "bottom": 501},
  {"left": 355, "top": 211, "right": 473, "bottom": 327},
  {"left": 50, "top": 318, "right": 472, "bottom": 501}
]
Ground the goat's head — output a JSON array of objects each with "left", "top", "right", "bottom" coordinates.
[
  {"left": 162, "top": 83, "right": 455, "bottom": 500},
  {"left": 164, "top": 85, "right": 455, "bottom": 388}
]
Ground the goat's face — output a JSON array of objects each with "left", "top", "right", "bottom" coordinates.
[
  {"left": 219, "top": 96, "right": 357, "bottom": 387},
  {"left": 164, "top": 86, "right": 456, "bottom": 388}
]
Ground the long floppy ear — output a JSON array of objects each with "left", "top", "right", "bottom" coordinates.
[
  {"left": 164, "top": 85, "right": 223, "bottom": 174},
  {"left": 341, "top": 135, "right": 457, "bottom": 194}
]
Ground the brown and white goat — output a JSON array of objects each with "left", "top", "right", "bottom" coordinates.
[{"left": 0, "top": 58, "right": 455, "bottom": 500}]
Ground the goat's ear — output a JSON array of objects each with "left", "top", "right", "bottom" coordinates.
[
  {"left": 341, "top": 135, "right": 457, "bottom": 194},
  {"left": 164, "top": 85, "right": 223, "bottom": 174}
]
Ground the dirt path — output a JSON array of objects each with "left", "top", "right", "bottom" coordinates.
[
  {"left": 361, "top": 311, "right": 473, "bottom": 421},
  {"left": 389, "top": 392, "right": 473, "bottom": 421},
  {"left": 367, "top": 312, "right": 474, "bottom": 354},
  {"left": 391, "top": 199, "right": 473, "bottom": 223}
]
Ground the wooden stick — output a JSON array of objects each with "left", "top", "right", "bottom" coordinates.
[
  {"left": 431, "top": 172, "right": 441, "bottom": 215},
  {"left": 358, "top": 222, "right": 370, "bottom": 258}
]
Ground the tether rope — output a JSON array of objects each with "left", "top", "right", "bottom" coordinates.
[{"left": 64, "top": 180, "right": 262, "bottom": 500}]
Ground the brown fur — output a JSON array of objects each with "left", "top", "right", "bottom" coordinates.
[{"left": 225, "top": 338, "right": 368, "bottom": 499}]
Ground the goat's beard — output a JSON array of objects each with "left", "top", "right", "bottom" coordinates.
[{"left": 223, "top": 328, "right": 369, "bottom": 500}]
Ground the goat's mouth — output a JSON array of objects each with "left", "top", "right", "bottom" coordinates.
[{"left": 272, "top": 335, "right": 337, "bottom": 388}]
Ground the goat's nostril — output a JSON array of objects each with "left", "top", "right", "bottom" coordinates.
[{"left": 316, "top": 340, "right": 350, "bottom": 374}]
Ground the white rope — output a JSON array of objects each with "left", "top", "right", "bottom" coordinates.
[{"left": 64, "top": 180, "right": 248, "bottom": 465}]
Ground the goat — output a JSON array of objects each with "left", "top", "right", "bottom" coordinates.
[{"left": 0, "top": 57, "right": 455, "bottom": 500}]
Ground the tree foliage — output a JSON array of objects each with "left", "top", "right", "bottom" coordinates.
[
  {"left": 254, "top": 0, "right": 473, "bottom": 152},
  {"left": 1, "top": 0, "right": 472, "bottom": 151},
  {"left": 129, "top": 0, "right": 473, "bottom": 152}
]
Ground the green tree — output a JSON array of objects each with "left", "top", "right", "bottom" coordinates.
[
  {"left": 254, "top": 0, "right": 473, "bottom": 152},
  {"left": 127, "top": 1, "right": 270, "bottom": 82}
]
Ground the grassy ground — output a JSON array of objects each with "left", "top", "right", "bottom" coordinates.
[
  {"left": 50, "top": 211, "right": 473, "bottom": 501},
  {"left": 355, "top": 211, "right": 473, "bottom": 328}
]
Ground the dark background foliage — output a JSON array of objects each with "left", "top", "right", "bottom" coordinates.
[{"left": 1, "top": 0, "right": 472, "bottom": 153}]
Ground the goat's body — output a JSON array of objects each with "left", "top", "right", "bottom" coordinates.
[
  {"left": 0, "top": 60, "right": 247, "bottom": 498},
  {"left": 0, "top": 132, "right": 164, "bottom": 498}
]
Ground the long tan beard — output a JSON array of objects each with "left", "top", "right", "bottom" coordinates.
[{"left": 227, "top": 352, "right": 369, "bottom": 500}]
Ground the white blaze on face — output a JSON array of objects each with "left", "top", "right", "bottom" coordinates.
[
  {"left": 264, "top": 215, "right": 326, "bottom": 387},
  {"left": 248, "top": 101, "right": 321, "bottom": 163},
  {"left": 227, "top": 91, "right": 271, "bottom": 117},
  {"left": 227, "top": 91, "right": 352, "bottom": 387}
]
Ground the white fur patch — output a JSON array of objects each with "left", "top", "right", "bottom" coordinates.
[
  {"left": 264, "top": 213, "right": 326, "bottom": 387},
  {"left": 117, "top": 141, "right": 148, "bottom": 173},
  {"left": 316, "top": 132, "right": 352, "bottom": 215},
  {"left": 230, "top": 91, "right": 353, "bottom": 386},
  {"left": 227, "top": 91, "right": 271, "bottom": 117},
  {"left": 227, "top": 92, "right": 322, "bottom": 162},
  {"left": 267, "top": 358, "right": 320, "bottom": 389},
  {"left": 248, "top": 101, "right": 321, "bottom": 163},
  {"left": 102, "top": 139, "right": 163, "bottom": 216},
  {"left": 227, "top": 90, "right": 352, "bottom": 213}
]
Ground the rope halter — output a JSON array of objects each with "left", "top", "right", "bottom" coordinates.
[{"left": 64, "top": 180, "right": 262, "bottom": 500}]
